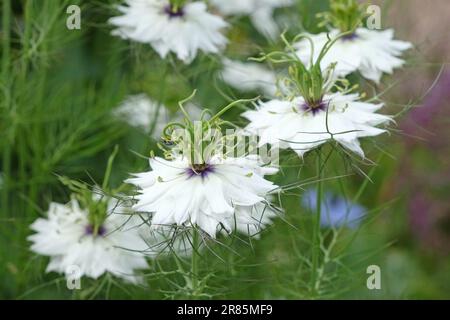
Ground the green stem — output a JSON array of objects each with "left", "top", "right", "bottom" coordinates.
[
  {"left": 209, "top": 97, "right": 258, "bottom": 123},
  {"left": 191, "top": 228, "right": 199, "bottom": 299},
  {"left": 310, "top": 150, "right": 323, "bottom": 297},
  {"left": 30, "top": 1, "right": 50, "bottom": 211},
  {"left": 21, "top": 0, "right": 32, "bottom": 79},
  {"left": 102, "top": 145, "right": 119, "bottom": 191},
  {"left": 1, "top": 0, "right": 11, "bottom": 73},
  {"left": 177, "top": 89, "right": 197, "bottom": 122},
  {"left": 149, "top": 63, "right": 169, "bottom": 137},
  {"left": 1, "top": 0, "right": 12, "bottom": 213},
  {"left": 19, "top": 0, "right": 33, "bottom": 218}
]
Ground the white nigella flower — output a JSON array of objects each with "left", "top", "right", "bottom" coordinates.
[
  {"left": 115, "top": 94, "right": 170, "bottom": 139},
  {"left": 211, "top": 0, "right": 292, "bottom": 40},
  {"left": 294, "top": 28, "right": 412, "bottom": 83},
  {"left": 28, "top": 198, "right": 148, "bottom": 283},
  {"left": 243, "top": 92, "right": 392, "bottom": 157},
  {"left": 126, "top": 154, "right": 278, "bottom": 237},
  {"left": 115, "top": 94, "right": 203, "bottom": 139},
  {"left": 109, "top": 0, "right": 228, "bottom": 64},
  {"left": 220, "top": 58, "right": 278, "bottom": 97}
]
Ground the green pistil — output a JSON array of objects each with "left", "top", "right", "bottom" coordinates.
[
  {"left": 168, "top": 0, "right": 187, "bottom": 11},
  {"left": 318, "top": 0, "right": 370, "bottom": 33},
  {"left": 161, "top": 90, "right": 257, "bottom": 167}
]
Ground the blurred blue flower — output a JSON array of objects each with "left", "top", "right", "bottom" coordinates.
[{"left": 301, "top": 188, "right": 366, "bottom": 229}]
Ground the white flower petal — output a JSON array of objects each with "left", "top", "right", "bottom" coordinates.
[
  {"left": 244, "top": 92, "right": 391, "bottom": 157},
  {"left": 109, "top": 0, "right": 228, "bottom": 64},
  {"left": 294, "top": 28, "right": 411, "bottom": 83},
  {"left": 127, "top": 154, "right": 279, "bottom": 238},
  {"left": 28, "top": 198, "right": 149, "bottom": 283},
  {"left": 220, "top": 58, "right": 278, "bottom": 97},
  {"left": 211, "top": 0, "right": 293, "bottom": 39}
]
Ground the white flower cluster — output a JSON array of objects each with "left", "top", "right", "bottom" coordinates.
[
  {"left": 108, "top": 0, "right": 294, "bottom": 64},
  {"left": 29, "top": 0, "right": 412, "bottom": 286}
]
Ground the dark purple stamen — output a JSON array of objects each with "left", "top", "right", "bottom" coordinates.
[
  {"left": 341, "top": 32, "right": 359, "bottom": 41},
  {"left": 300, "top": 101, "right": 328, "bottom": 116},
  {"left": 85, "top": 224, "right": 107, "bottom": 237},
  {"left": 186, "top": 163, "right": 214, "bottom": 179},
  {"left": 164, "top": 4, "right": 185, "bottom": 18}
]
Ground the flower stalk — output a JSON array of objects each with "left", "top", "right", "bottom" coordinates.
[
  {"left": 190, "top": 227, "right": 200, "bottom": 298},
  {"left": 310, "top": 150, "right": 324, "bottom": 297}
]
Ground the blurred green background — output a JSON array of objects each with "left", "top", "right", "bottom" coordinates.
[{"left": 0, "top": 0, "right": 449, "bottom": 299}]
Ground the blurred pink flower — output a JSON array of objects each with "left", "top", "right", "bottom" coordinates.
[{"left": 399, "top": 69, "right": 450, "bottom": 253}]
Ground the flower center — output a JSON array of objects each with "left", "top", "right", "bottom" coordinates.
[
  {"left": 164, "top": 4, "right": 185, "bottom": 18},
  {"left": 187, "top": 163, "right": 214, "bottom": 178},
  {"left": 341, "top": 32, "right": 359, "bottom": 42},
  {"left": 300, "top": 100, "right": 328, "bottom": 116},
  {"left": 85, "top": 224, "right": 107, "bottom": 237}
]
